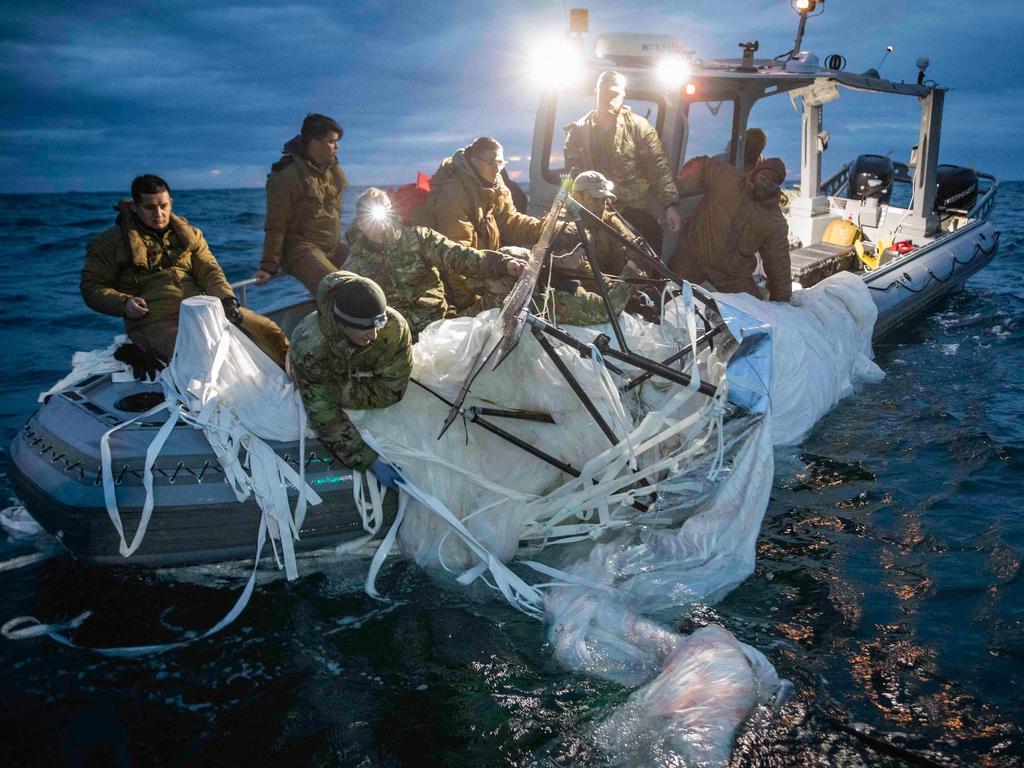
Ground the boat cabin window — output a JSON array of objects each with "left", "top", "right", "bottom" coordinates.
[
  {"left": 681, "top": 98, "right": 737, "bottom": 164},
  {"left": 541, "top": 91, "right": 665, "bottom": 185}
]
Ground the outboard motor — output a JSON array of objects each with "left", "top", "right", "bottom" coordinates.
[
  {"left": 848, "top": 154, "right": 894, "bottom": 204},
  {"left": 933, "top": 164, "right": 979, "bottom": 214}
]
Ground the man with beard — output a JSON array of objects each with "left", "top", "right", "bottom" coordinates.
[
  {"left": 254, "top": 113, "right": 349, "bottom": 294},
  {"left": 563, "top": 70, "right": 680, "bottom": 254},
  {"left": 668, "top": 156, "right": 792, "bottom": 303}
]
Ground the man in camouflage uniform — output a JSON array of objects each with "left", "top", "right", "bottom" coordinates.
[
  {"left": 254, "top": 113, "right": 349, "bottom": 294},
  {"left": 564, "top": 70, "right": 681, "bottom": 253},
  {"left": 538, "top": 171, "right": 639, "bottom": 326},
  {"left": 344, "top": 188, "right": 526, "bottom": 337},
  {"left": 81, "top": 174, "right": 289, "bottom": 369},
  {"left": 289, "top": 271, "right": 412, "bottom": 486}
]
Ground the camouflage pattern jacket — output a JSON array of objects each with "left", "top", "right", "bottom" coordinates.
[
  {"left": 288, "top": 272, "right": 413, "bottom": 470},
  {"left": 81, "top": 202, "right": 234, "bottom": 338},
  {"left": 563, "top": 107, "right": 679, "bottom": 211},
  {"left": 343, "top": 224, "right": 511, "bottom": 334},
  {"left": 540, "top": 258, "right": 637, "bottom": 327},
  {"left": 261, "top": 136, "right": 349, "bottom": 274},
  {"left": 673, "top": 156, "right": 791, "bottom": 302}
]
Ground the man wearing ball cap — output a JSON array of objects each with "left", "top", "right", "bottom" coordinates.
[{"left": 288, "top": 271, "right": 412, "bottom": 487}]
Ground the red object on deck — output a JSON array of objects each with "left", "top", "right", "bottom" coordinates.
[
  {"left": 387, "top": 172, "right": 431, "bottom": 225},
  {"left": 892, "top": 240, "right": 915, "bottom": 254}
]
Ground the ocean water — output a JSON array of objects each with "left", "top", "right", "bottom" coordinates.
[{"left": 0, "top": 184, "right": 1021, "bottom": 767}]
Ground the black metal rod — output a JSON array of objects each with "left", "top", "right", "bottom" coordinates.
[
  {"left": 472, "top": 406, "right": 555, "bottom": 424},
  {"left": 565, "top": 198, "right": 721, "bottom": 315},
  {"left": 527, "top": 314, "right": 720, "bottom": 401},
  {"left": 530, "top": 325, "right": 620, "bottom": 446},
  {"left": 412, "top": 378, "right": 579, "bottom": 477},
  {"left": 622, "top": 325, "right": 724, "bottom": 393},
  {"left": 528, "top": 320, "right": 626, "bottom": 376},
  {"left": 567, "top": 203, "right": 631, "bottom": 354}
]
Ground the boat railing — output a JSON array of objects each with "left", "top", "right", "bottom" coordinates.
[
  {"left": 820, "top": 163, "right": 850, "bottom": 197},
  {"left": 967, "top": 172, "right": 999, "bottom": 220},
  {"left": 230, "top": 277, "right": 260, "bottom": 307}
]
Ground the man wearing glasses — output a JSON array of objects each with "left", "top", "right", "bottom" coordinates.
[
  {"left": 668, "top": 156, "right": 792, "bottom": 303},
  {"left": 416, "top": 136, "right": 549, "bottom": 311}
]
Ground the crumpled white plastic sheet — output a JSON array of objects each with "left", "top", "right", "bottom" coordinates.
[
  {"left": 352, "top": 271, "right": 885, "bottom": 765},
  {"left": 664, "top": 271, "right": 885, "bottom": 447}
]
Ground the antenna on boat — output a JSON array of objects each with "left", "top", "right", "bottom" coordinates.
[{"left": 875, "top": 45, "right": 894, "bottom": 73}]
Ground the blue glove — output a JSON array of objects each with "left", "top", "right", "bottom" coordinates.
[{"left": 369, "top": 457, "right": 402, "bottom": 488}]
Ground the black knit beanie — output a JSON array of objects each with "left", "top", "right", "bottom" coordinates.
[{"left": 332, "top": 276, "right": 388, "bottom": 329}]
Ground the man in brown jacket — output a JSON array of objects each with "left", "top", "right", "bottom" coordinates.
[
  {"left": 415, "top": 136, "right": 545, "bottom": 310},
  {"left": 564, "top": 70, "right": 681, "bottom": 253},
  {"left": 253, "top": 113, "right": 349, "bottom": 294},
  {"left": 668, "top": 156, "right": 792, "bottom": 303},
  {"left": 81, "top": 175, "right": 289, "bottom": 368}
]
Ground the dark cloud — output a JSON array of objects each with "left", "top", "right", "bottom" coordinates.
[{"left": 1, "top": 0, "right": 1021, "bottom": 192}]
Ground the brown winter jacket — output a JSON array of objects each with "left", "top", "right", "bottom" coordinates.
[
  {"left": 261, "top": 136, "right": 349, "bottom": 274},
  {"left": 81, "top": 203, "right": 235, "bottom": 338},
  {"left": 670, "top": 156, "right": 792, "bottom": 302}
]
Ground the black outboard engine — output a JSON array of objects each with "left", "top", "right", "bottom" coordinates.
[
  {"left": 933, "top": 164, "right": 979, "bottom": 214},
  {"left": 848, "top": 154, "right": 894, "bottom": 204}
]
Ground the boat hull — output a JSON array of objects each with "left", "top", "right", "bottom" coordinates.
[
  {"left": 867, "top": 220, "right": 999, "bottom": 338},
  {"left": 8, "top": 376, "right": 394, "bottom": 567}
]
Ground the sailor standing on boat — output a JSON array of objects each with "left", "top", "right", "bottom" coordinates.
[
  {"left": 344, "top": 188, "right": 527, "bottom": 337},
  {"left": 253, "top": 113, "right": 349, "bottom": 294},
  {"left": 669, "top": 155, "right": 793, "bottom": 303},
  {"left": 80, "top": 174, "right": 290, "bottom": 373},
  {"left": 563, "top": 70, "right": 681, "bottom": 254},
  {"left": 289, "top": 271, "right": 411, "bottom": 487}
]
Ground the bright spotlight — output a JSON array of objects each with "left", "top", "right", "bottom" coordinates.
[
  {"left": 369, "top": 204, "right": 391, "bottom": 223},
  {"left": 656, "top": 56, "right": 691, "bottom": 90},
  {"left": 527, "top": 36, "right": 586, "bottom": 91}
]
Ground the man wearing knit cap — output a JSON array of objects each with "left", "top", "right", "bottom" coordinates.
[
  {"left": 288, "top": 271, "right": 412, "bottom": 487},
  {"left": 668, "top": 155, "right": 792, "bottom": 302}
]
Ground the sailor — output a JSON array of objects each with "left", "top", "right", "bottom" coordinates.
[
  {"left": 253, "top": 113, "right": 349, "bottom": 294},
  {"left": 289, "top": 272, "right": 410, "bottom": 487},
  {"left": 668, "top": 155, "right": 792, "bottom": 303},
  {"left": 80, "top": 174, "right": 290, "bottom": 374},
  {"left": 415, "top": 136, "right": 565, "bottom": 311},
  {"left": 714, "top": 127, "right": 768, "bottom": 173},
  {"left": 563, "top": 70, "right": 681, "bottom": 253},
  {"left": 538, "top": 171, "right": 638, "bottom": 326},
  {"left": 344, "top": 188, "right": 526, "bottom": 337}
]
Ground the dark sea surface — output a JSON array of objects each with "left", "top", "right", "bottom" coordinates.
[{"left": 0, "top": 184, "right": 1021, "bottom": 767}]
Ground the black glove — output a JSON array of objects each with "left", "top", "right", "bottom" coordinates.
[
  {"left": 221, "top": 296, "right": 244, "bottom": 327},
  {"left": 114, "top": 343, "right": 166, "bottom": 382}
]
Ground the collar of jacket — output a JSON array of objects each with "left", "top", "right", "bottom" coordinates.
[
  {"left": 451, "top": 147, "right": 499, "bottom": 192},
  {"left": 282, "top": 135, "right": 348, "bottom": 190},
  {"left": 115, "top": 200, "right": 196, "bottom": 269}
]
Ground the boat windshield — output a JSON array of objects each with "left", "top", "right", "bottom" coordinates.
[
  {"left": 682, "top": 98, "right": 736, "bottom": 164},
  {"left": 541, "top": 92, "right": 664, "bottom": 184}
]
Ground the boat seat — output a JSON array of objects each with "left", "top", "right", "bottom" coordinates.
[{"left": 790, "top": 242, "right": 857, "bottom": 288}]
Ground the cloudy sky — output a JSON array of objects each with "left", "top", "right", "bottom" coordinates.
[{"left": 2, "top": 0, "right": 1021, "bottom": 193}]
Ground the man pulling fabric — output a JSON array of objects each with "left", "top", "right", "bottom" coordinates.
[
  {"left": 289, "top": 272, "right": 412, "bottom": 487},
  {"left": 344, "top": 188, "right": 526, "bottom": 337},
  {"left": 669, "top": 156, "right": 792, "bottom": 303},
  {"left": 80, "top": 174, "right": 289, "bottom": 376}
]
